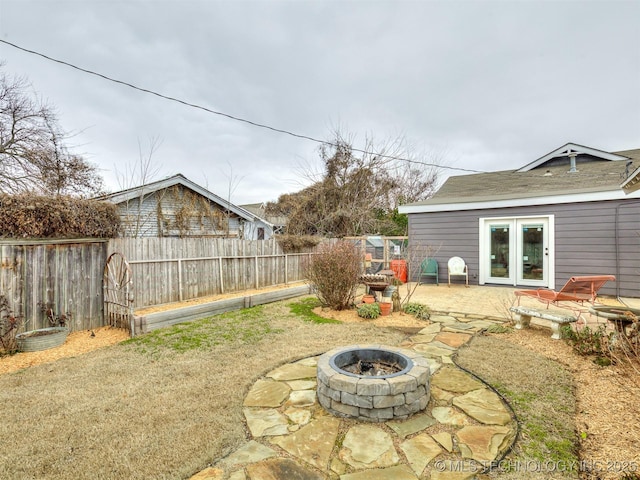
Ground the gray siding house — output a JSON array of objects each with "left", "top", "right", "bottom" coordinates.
[
  {"left": 239, "top": 202, "right": 287, "bottom": 239},
  {"left": 399, "top": 143, "right": 640, "bottom": 298},
  {"left": 100, "top": 174, "right": 274, "bottom": 240}
]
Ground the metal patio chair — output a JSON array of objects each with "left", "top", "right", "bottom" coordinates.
[
  {"left": 447, "top": 256, "right": 469, "bottom": 287},
  {"left": 418, "top": 258, "right": 438, "bottom": 285}
]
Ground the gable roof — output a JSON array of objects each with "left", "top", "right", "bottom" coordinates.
[
  {"left": 240, "top": 202, "right": 288, "bottom": 227},
  {"left": 98, "top": 174, "right": 257, "bottom": 222},
  {"left": 622, "top": 165, "right": 640, "bottom": 193},
  {"left": 399, "top": 144, "right": 640, "bottom": 214},
  {"left": 516, "top": 142, "right": 629, "bottom": 172}
]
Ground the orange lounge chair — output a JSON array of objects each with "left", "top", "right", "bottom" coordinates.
[{"left": 515, "top": 275, "right": 616, "bottom": 308}]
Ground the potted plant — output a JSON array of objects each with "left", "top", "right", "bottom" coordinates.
[
  {"left": 362, "top": 294, "right": 375, "bottom": 304},
  {"left": 15, "top": 302, "right": 70, "bottom": 352},
  {"left": 379, "top": 301, "right": 392, "bottom": 316}
]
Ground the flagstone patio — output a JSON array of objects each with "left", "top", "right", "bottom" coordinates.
[{"left": 191, "top": 311, "right": 516, "bottom": 480}]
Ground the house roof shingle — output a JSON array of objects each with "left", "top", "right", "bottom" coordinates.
[{"left": 405, "top": 147, "right": 640, "bottom": 208}]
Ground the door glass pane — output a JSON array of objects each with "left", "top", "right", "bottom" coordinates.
[
  {"left": 522, "top": 224, "right": 544, "bottom": 280},
  {"left": 490, "top": 225, "right": 510, "bottom": 278}
]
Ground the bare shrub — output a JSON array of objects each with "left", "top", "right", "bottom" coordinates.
[
  {"left": 275, "top": 234, "right": 322, "bottom": 253},
  {"left": 0, "top": 193, "right": 120, "bottom": 238},
  {"left": 304, "top": 240, "right": 361, "bottom": 310},
  {"left": 0, "top": 294, "right": 24, "bottom": 354}
]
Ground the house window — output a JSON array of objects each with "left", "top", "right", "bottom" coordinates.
[{"left": 258, "top": 227, "right": 265, "bottom": 240}]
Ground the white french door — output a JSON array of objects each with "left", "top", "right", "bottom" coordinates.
[{"left": 480, "top": 216, "right": 554, "bottom": 288}]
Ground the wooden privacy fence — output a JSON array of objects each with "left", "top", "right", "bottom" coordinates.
[
  {"left": 108, "top": 237, "right": 315, "bottom": 309},
  {"left": 0, "top": 237, "right": 317, "bottom": 334},
  {"left": 0, "top": 239, "right": 108, "bottom": 332}
]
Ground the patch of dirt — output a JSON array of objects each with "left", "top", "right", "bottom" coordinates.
[
  {"left": 0, "top": 326, "right": 129, "bottom": 375},
  {"left": 313, "top": 306, "right": 429, "bottom": 330}
]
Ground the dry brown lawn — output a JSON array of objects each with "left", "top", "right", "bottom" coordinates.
[
  {"left": 0, "top": 302, "right": 404, "bottom": 480},
  {"left": 1, "top": 296, "right": 638, "bottom": 480}
]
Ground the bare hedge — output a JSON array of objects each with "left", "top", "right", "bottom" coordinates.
[{"left": 0, "top": 193, "right": 120, "bottom": 238}]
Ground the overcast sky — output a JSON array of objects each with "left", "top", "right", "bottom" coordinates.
[{"left": 0, "top": 0, "right": 638, "bottom": 204}]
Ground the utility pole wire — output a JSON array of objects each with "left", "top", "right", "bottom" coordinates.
[{"left": 0, "top": 39, "right": 486, "bottom": 174}]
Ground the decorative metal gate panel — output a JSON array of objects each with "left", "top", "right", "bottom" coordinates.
[{"left": 103, "top": 252, "right": 134, "bottom": 335}]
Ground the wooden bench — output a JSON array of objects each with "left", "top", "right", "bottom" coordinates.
[{"left": 509, "top": 306, "right": 577, "bottom": 340}]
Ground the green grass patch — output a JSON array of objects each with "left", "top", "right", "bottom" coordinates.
[
  {"left": 288, "top": 297, "right": 341, "bottom": 324},
  {"left": 456, "top": 335, "right": 579, "bottom": 479},
  {"left": 124, "top": 305, "right": 282, "bottom": 355},
  {"left": 485, "top": 323, "right": 513, "bottom": 334}
]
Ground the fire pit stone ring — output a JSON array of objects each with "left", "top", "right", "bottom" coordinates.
[{"left": 317, "top": 344, "right": 431, "bottom": 422}]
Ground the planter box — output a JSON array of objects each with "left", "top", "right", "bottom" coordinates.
[{"left": 16, "top": 327, "right": 69, "bottom": 352}]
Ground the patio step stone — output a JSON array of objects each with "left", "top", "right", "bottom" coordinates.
[
  {"left": 190, "top": 311, "right": 517, "bottom": 480},
  {"left": 245, "top": 458, "right": 324, "bottom": 480},
  {"left": 453, "top": 389, "right": 512, "bottom": 425},
  {"left": 435, "top": 331, "right": 472, "bottom": 348}
]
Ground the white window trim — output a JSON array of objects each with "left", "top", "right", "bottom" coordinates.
[{"left": 478, "top": 215, "right": 555, "bottom": 288}]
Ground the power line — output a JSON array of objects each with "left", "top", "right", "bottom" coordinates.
[{"left": 0, "top": 39, "right": 486, "bottom": 174}]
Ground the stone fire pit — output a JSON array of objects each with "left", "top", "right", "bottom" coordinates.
[{"left": 316, "top": 344, "right": 431, "bottom": 422}]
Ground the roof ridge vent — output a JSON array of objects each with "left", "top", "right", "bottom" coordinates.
[{"left": 568, "top": 152, "right": 578, "bottom": 173}]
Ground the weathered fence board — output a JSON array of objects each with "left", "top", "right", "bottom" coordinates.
[
  {"left": 108, "top": 238, "right": 315, "bottom": 309},
  {"left": 1, "top": 237, "right": 317, "bottom": 336}
]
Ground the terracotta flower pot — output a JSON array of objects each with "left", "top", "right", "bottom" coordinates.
[
  {"left": 362, "top": 294, "right": 375, "bottom": 304},
  {"left": 379, "top": 302, "right": 392, "bottom": 316}
]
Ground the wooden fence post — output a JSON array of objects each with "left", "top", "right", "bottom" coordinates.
[
  {"left": 218, "top": 257, "right": 224, "bottom": 294},
  {"left": 177, "top": 258, "right": 183, "bottom": 302}
]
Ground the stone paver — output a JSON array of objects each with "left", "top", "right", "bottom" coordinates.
[
  {"left": 191, "top": 310, "right": 517, "bottom": 480},
  {"left": 431, "top": 406, "right": 472, "bottom": 426},
  {"left": 400, "top": 433, "right": 443, "bottom": 475},
  {"left": 456, "top": 425, "right": 514, "bottom": 462},
  {"left": 270, "top": 416, "right": 340, "bottom": 470},
  {"left": 245, "top": 458, "right": 324, "bottom": 480},
  {"left": 340, "top": 465, "right": 419, "bottom": 480},
  {"left": 243, "top": 379, "right": 290, "bottom": 408},
  {"left": 243, "top": 408, "right": 289, "bottom": 437},
  {"left": 453, "top": 388, "right": 512, "bottom": 425},
  {"left": 339, "top": 424, "right": 399, "bottom": 469},
  {"left": 431, "top": 367, "right": 485, "bottom": 393},
  {"left": 387, "top": 411, "right": 437, "bottom": 438},
  {"left": 266, "top": 363, "right": 317, "bottom": 381},
  {"left": 432, "top": 431, "right": 454, "bottom": 452},
  {"left": 435, "top": 331, "right": 472, "bottom": 348},
  {"left": 220, "top": 440, "right": 277, "bottom": 467}
]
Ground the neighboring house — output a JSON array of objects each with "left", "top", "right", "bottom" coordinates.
[
  {"left": 399, "top": 143, "right": 640, "bottom": 298},
  {"left": 99, "top": 174, "right": 270, "bottom": 239},
  {"left": 239, "top": 202, "right": 287, "bottom": 240}
]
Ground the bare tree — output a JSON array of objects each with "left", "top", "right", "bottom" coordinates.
[
  {"left": 113, "top": 136, "right": 164, "bottom": 237},
  {"left": 0, "top": 67, "right": 103, "bottom": 196},
  {"left": 267, "top": 129, "right": 441, "bottom": 237},
  {"left": 221, "top": 161, "right": 245, "bottom": 238}
]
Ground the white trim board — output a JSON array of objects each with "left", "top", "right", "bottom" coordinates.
[{"left": 399, "top": 188, "right": 640, "bottom": 214}]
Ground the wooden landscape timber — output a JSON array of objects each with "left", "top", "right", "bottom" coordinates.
[{"left": 133, "top": 284, "right": 311, "bottom": 334}]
